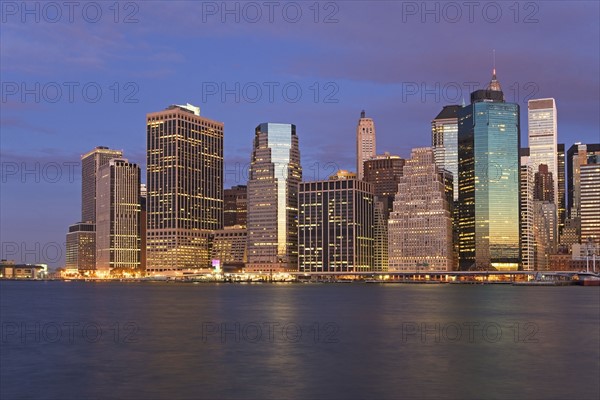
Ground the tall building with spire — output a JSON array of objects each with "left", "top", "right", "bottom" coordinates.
[
  {"left": 146, "top": 104, "right": 224, "bottom": 272},
  {"left": 458, "top": 69, "right": 520, "bottom": 271},
  {"left": 246, "top": 123, "right": 302, "bottom": 273},
  {"left": 356, "top": 110, "right": 376, "bottom": 180}
]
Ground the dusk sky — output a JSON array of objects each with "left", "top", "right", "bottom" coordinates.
[{"left": 1, "top": 1, "right": 599, "bottom": 268}]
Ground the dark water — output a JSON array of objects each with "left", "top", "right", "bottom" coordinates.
[{"left": 1, "top": 281, "right": 599, "bottom": 400}]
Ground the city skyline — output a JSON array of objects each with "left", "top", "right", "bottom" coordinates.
[{"left": 2, "top": 3, "right": 600, "bottom": 269}]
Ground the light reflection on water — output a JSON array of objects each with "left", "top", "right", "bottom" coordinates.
[{"left": 1, "top": 282, "right": 598, "bottom": 400}]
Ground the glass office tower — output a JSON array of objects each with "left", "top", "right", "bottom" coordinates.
[
  {"left": 458, "top": 70, "right": 520, "bottom": 271},
  {"left": 246, "top": 123, "right": 302, "bottom": 272}
]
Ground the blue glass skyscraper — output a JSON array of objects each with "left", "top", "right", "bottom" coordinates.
[{"left": 458, "top": 70, "right": 521, "bottom": 271}]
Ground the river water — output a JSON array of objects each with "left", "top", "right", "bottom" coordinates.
[{"left": 1, "top": 281, "right": 598, "bottom": 399}]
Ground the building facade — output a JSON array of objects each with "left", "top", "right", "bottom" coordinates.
[
  {"left": 363, "top": 153, "right": 405, "bottom": 218},
  {"left": 580, "top": 161, "right": 600, "bottom": 245},
  {"left": 96, "top": 159, "right": 141, "bottom": 275},
  {"left": 458, "top": 70, "right": 520, "bottom": 271},
  {"left": 65, "top": 222, "right": 96, "bottom": 273},
  {"left": 528, "top": 98, "right": 558, "bottom": 207},
  {"left": 520, "top": 157, "right": 535, "bottom": 271},
  {"left": 388, "top": 148, "right": 453, "bottom": 272},
  {"left": 298, "top": 171, "right": 374, "bottom": 272},
  {"left": 432, "top": 105, "right": 460, "bottom": 202},
  {"left": 211, "top": 227, "right": 247, "bottom": 271},
  {"left": 356, "top": 110, "right": 376, "bottom": 180},
  {"left": 246, "top": 123, "right": 301, "bottom": 272},
  {"left": 146, "top": 104, "right": 224, "bottom": 272},
  {"left": 81, "top": 146, "right": 123, "bottom": 223},
  {"left": 557, "top": 143, "right": 566, "bottom": 237},
  {"left": 534, "top": 164, "right": 555, "bottom": 202},
  {"left": 224, "top": 185, "right": 247, "bottom": 228}
]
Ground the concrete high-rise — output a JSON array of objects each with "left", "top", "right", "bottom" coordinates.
[
  {"left": 363, "top": 153, "right": 405, "bottom": 218},
  {"left": 65, "top": 222, "right": 95, "bottom": 273},
  {"left": 458, "top": 70, "right": 520, "bottom": 271},
  {"left": 534, "top": 164, "right": 554, "bottom": 202},
  {"left": 81, "top": 146, "right": 123, "bottom": 223},
  {"left": 520, "top": 156, "right": 535, "bottom": 271},
  {"left": 432, "top": 105, "right": 460, "bottom": 202},
  {"left": 567, "top": 143, "right": 600, "bottom": 218},
  {"left": 557, "top": 144, "right": 566, "bottom": 237},
  {"left": 246, "top": 123, "right": 301, "bottom": 273},
  {"left": 363, "top": 153, "right": 405, "bottom": 271},
  {"left": 146, "top": 104, "right": 224, "bottom": 272},
  {"left": 96, "top": 159, "right": 141, "bottom": 275},
  {"left": 580, "top": 160, "right": 600, "bottom": 245},
  {"left": 356, "top": 110, "right": 376, "bottom": 180},
  {"left": 528, "top": 99, "right": 558, "bottom": 206},
  {"left": 298, "top": 171, "right": 374, "bottom": 272},
  {"left": 388, "top": 148, "right": 453, "bottom": 272},
  {"left": 224, "top": 185, "right": 247, "bottom": 228}
]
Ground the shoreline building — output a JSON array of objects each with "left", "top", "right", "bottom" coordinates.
[
  {"left": 458, "top": 69, "right": 520, "bottom": 271},
  {"left": 356, "top": 110, "right": 376, "bottom": 180},
  {"left": 146, "top": 104, "right": 224, "bottom": 272},
  {"left": 388, "top": 148, "right": 453, "bottom": 272},
  {"left": 298, "top": 171, "right": 374, "bottom": 272},
  {"left": 66, "top": 146, "right": 122, "bottom": 273},
  {"left": 211, "top": 226, "right": 247, "bottom": 272},
  {"left": 65, "top": 222, "right": 96, "bottom": 274},
  {"left": 246, "top": 123, "right": 301, "bottom": 273},
  {"left": 96, "top": 158, "right": 141, "bottom": 275},
  {"left": 520, "top": 156, "right": 535, "bottom": 271}
]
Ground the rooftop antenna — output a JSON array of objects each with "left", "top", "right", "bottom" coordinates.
[{"left": 493, "top": 49, "right": 496, "bottom": 75}]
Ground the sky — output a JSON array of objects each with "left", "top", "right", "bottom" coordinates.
[{"left": 1, "top": 1, "right": 599, "bottom": 268}]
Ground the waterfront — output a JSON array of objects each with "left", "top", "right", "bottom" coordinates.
[{"left": 1, "top": 281, "right": 599, "bottom": 400}]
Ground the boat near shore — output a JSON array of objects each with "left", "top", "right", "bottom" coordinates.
[{"left": 573, "top": 272, "right": 600, "bottom": 286}]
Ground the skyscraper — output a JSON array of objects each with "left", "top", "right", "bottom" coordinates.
[
  {"left": 388, "top": 148, "right": 453, "bottom": 272},
  {"left": 534, "top": 201, "right": 557, "bottom": 270},
  {"left": 363, "top": 153, "right": 405, "bottom": 218},
  {"left": 146, "top": 104, "right": 224, "bottom": 272},
  {"left": 528, "top": 98, "right": 558, "bottom": 206},
  {"left": 557, "top": 143, "right": 566, "bottom": 237},
  {"left": 96, "top": 158, "right": 141, "bottom": 275},
  {"left": 580, "top": 160, "right": 600, "bottom": 245},
  {"left": 567, "top": 143, "right": 600, "bottom": 218},
  {"left": 534, "top": 164, "right": 554, "bottom": 202},
  {"left": 520, "top": 156, "right": 535, "bottom": 271},
  {"left": 432, "top": 105, "right": 460, "bottom": 201},
  {"left": 362, "top": 154, "right": 405, "bottom": 271},
  {"left": 298, "top": 171, "right": 374, "bottom": 272},
  {"left": 458, "top": 70, "right": 520, "bottom": 271},
  {"left": 224, "top": 185, "right": 247, "bottom": 228},
  {"left": 68, "top": 145, "right": 122, "bottom": 274},
  {"left": 81, "top": 146, "right": 123, "bottom": 223},
  {"left": 356, "top": 110, "right": 376, "bottom": 180},
  {"left": 246, "top": 123, "right": 301, "bottom": 273}
]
